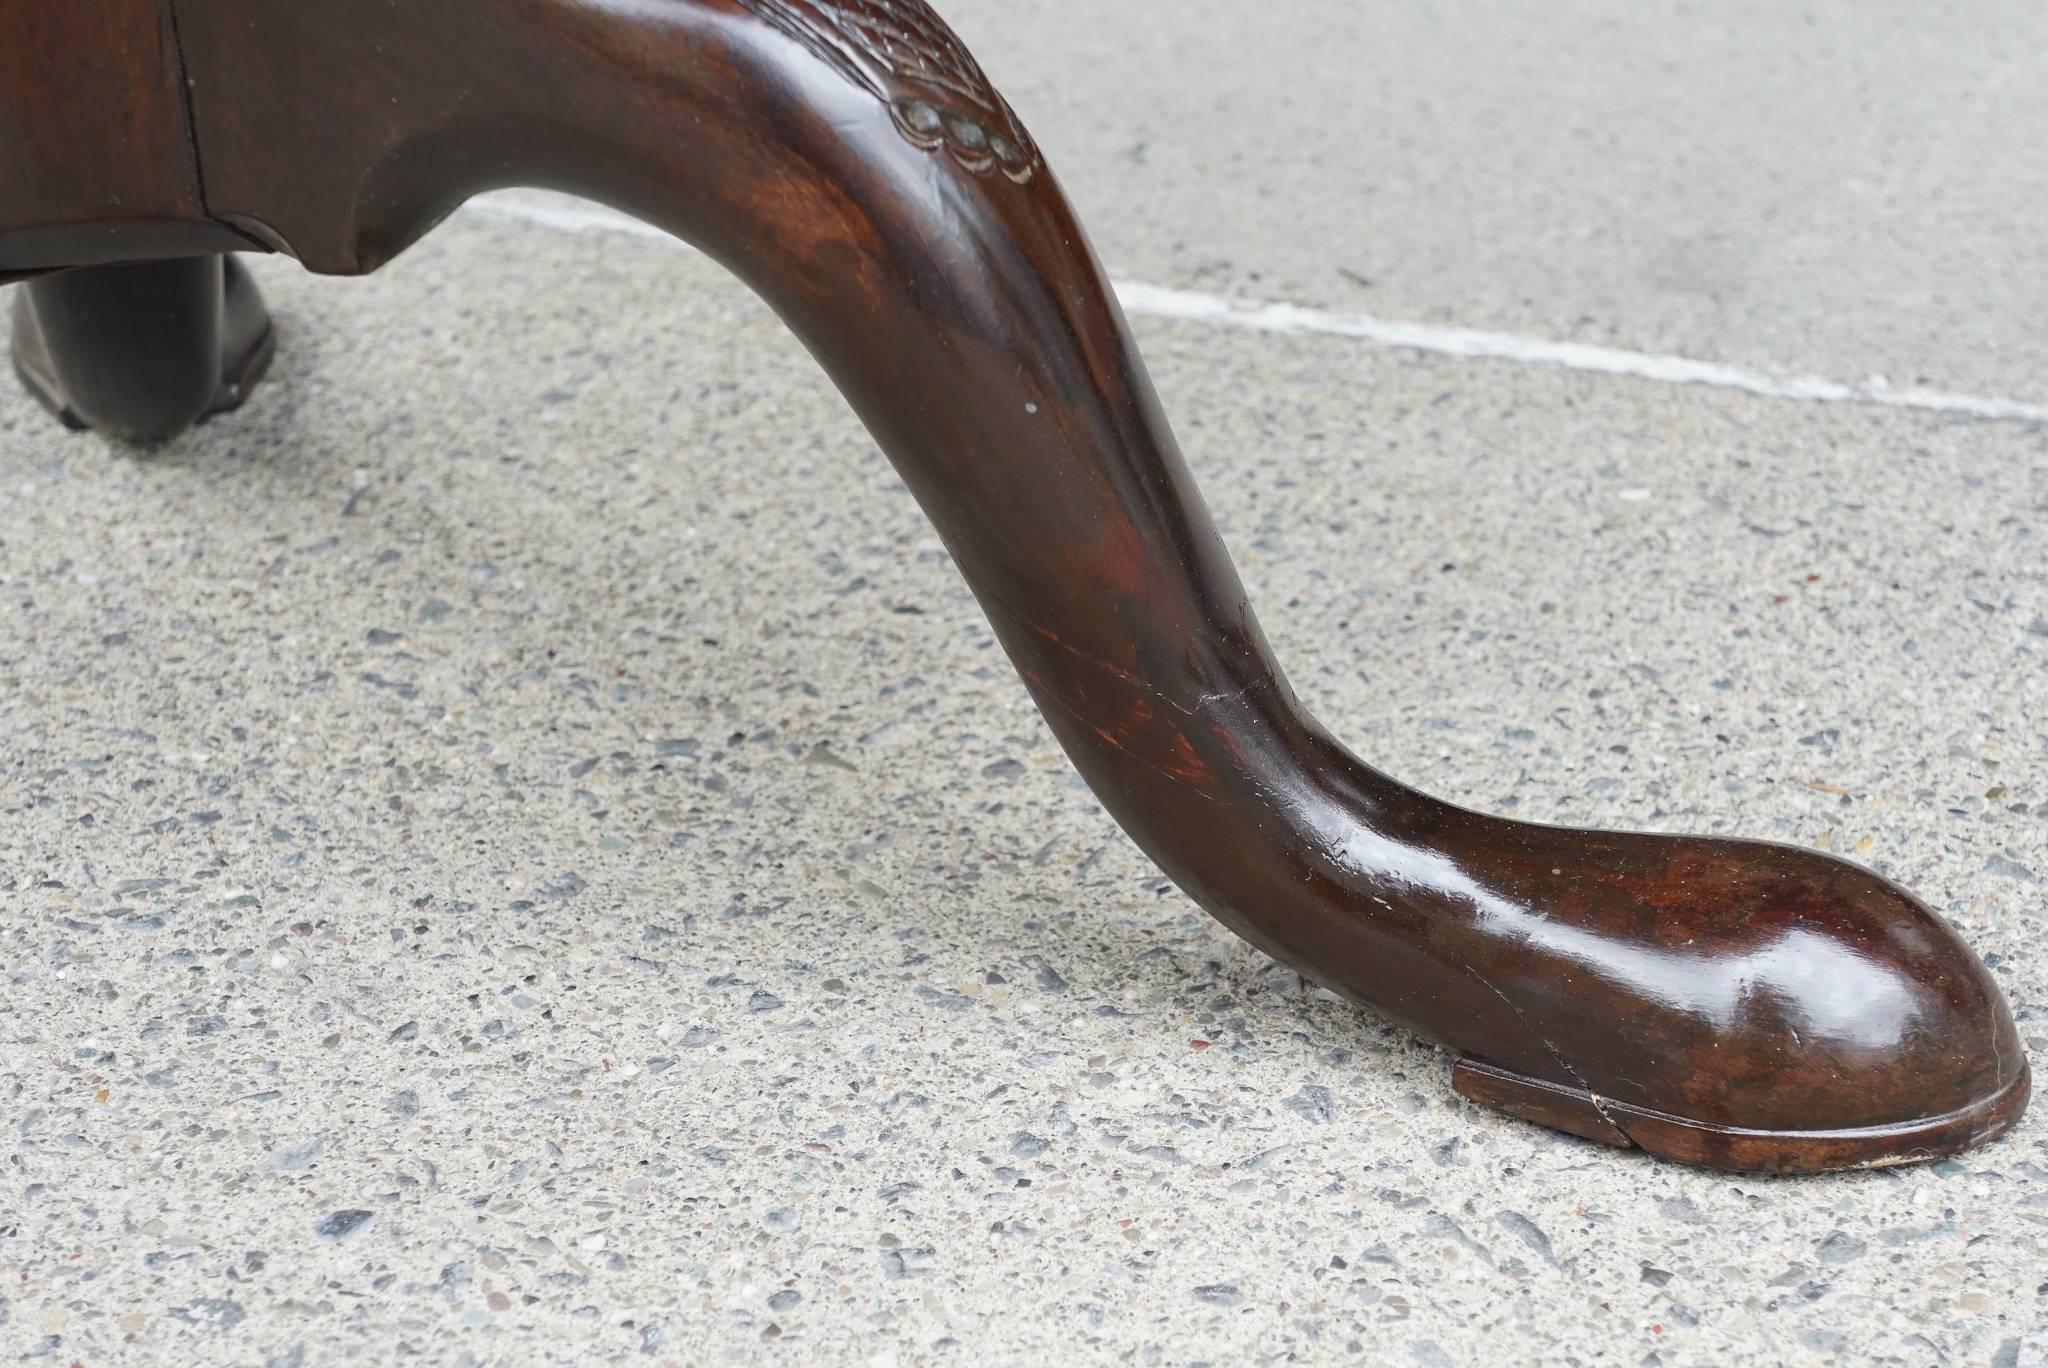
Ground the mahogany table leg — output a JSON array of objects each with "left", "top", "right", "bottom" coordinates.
[
  {"left": 9, "top": 254, "right": 273, "bottom": 442},
  {"left": 146, "top": 0, "right": 2031, "bottom": 1171}
]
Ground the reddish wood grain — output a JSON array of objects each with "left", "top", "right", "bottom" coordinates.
[{"left": 0, "top": 0, "right": 248, "bottom": 272}]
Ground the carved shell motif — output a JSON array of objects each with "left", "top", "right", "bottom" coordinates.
[{"left": 737, "top": 0, "right": 1041, "bottom": 183}]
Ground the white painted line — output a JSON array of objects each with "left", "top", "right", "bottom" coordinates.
[
  {"left": 1113, "top": 283, "right": 2048, "bottom": 423},
  {"left": 467, "top": 194, "right": 674, "bottom": 241},
  {"left": 462, "top": 193, "right": 2048, "bottom": 425}
]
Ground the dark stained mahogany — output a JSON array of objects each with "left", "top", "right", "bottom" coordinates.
[
  {"left": 11, "top": 255, "right": 274, "bottom": 440},
  {"left": 1, "top": 0, "right": 2029, "bottom": 1173},
  {"left": 0, "top": 0, "right": 254, "bottom": 277}
]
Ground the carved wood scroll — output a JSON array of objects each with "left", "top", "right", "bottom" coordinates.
[{"left": 737, "top": 0, "right": 1040, "bottom": 181}]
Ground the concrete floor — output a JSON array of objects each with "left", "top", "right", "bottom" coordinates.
[
  {"left": 3, "top": 3, "right": 2046, "bottom": 1365},
  {"left": 950, "top": 0, "right": 2048, "bottom": 405}
]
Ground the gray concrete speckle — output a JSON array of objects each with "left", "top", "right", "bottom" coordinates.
[
  {"left": 940, "top": 0, "right": 2048, "bottom": 407},
  {"left": 4, "top": 120, "right": 2048, "bottom": 1368}
]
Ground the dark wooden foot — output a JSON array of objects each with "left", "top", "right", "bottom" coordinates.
[
  {"left": 0, "top": 0, "right": 2025, "bottom": 1171},
  {"left": 10, "top": 255, "right": 274, "bottom": 442}
]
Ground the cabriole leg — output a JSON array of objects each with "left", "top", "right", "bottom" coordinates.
[{"left": 164, "top": 0, "right": 2026, "bottom": 1171}]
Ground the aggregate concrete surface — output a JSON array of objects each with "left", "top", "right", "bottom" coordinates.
[{"left": 3, "top": 4, "right": 2045, "bottom": 1365}]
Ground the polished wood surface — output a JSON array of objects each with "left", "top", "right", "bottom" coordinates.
[
  {"left": 0, "top": 0, "right": 252, "bottom": 275},
  {"left": 1, "top": 0, "right": 2029, "bottom": 1173}
]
